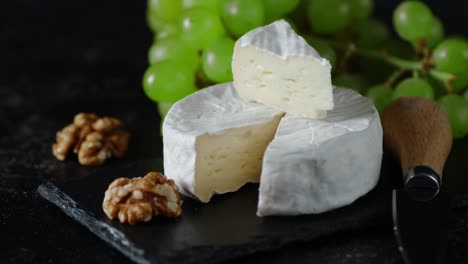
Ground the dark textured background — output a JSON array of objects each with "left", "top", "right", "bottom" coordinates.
[{"left": 1, "top": 0, "right": 468, "bottom": 263}]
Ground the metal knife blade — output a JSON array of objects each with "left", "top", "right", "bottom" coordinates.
[
  {"left": 382, "top": 96, "right": 453, "bottom": 264},
  {"left": 392, "top": 189, "right": 450, "bottom": 264}
]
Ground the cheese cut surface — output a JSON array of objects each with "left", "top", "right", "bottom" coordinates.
[
  {"left": 232, "top": 20, "right": 333, "bottom": 118},
  {"left": 163, "top": 83, "right": 284, "bottom": 203},
  {"left": 257, "top": 88, "right": 383, "bottom": 216}
]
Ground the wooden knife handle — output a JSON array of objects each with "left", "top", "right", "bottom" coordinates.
[{"left": 382, "top": 96, "right": 452, "bottom": 180}]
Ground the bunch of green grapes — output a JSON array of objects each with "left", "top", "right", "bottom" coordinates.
[
  {"left": 367, "top": 1, "right": 468, "bottom": 139},
  {"left": 143, "top": 0, "right": 468, "bottom": 139},
  {"left": 305, "top": 0, "right": 468, "bottom": 139}
]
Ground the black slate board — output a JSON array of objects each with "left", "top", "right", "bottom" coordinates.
[{"left": 37, "top": 158, "right": 401, "bottom": 264}]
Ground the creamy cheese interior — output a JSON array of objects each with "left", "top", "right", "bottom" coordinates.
[
  {"left": 163, "top": 83, "right": 284, "bottom": 203},
  {"left": 194, "top": 115, "right": 283, "bottom": 202}
]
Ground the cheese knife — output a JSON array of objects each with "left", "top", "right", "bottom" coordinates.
[{"left": 382, "top": 96, "right": 453, "bottom": 264}]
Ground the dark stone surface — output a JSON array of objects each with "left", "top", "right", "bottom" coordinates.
[
  {"left": 1, "top": 0, "right": 468, "bottom": 263},
  {"left": 36, "top": 159, "right": 394, "bottom": 264}
]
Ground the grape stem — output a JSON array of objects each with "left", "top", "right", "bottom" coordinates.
[
  {"left": 429, "top": 69, "right": 455, "bottom": 93},
  {"left": 319, "top": 39, "right": 457, "bottom": 91},
  {"left": 356, "top": 47, "right": 422, "bottom": 69},
  {"left": 385, "top": 69, "right": 407, "bottom": 88}
]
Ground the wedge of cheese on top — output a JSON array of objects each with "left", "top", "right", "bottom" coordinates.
[{"left": 232, "top": 20, "right": 334, "bottom": 118}]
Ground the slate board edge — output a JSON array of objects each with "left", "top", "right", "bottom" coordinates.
[{"left": 37, "top": 181, "right": 152, "bottom": 264}]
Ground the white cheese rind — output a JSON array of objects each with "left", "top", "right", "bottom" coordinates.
[
  {"left": 236, "top": 20, "right": 327, "bottom": 61},
  {"left": 163, "top": 83, "right": 283, "bottom": 203},
  {"left": 257, "top": 88, "right": 383, "bottom": 216},
  {"left": 232, "top": 20, "right": 333, "bottom": 118}
]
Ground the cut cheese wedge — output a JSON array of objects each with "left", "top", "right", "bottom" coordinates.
[
  {"left": 232, "top": 20, "right": 334, "bottom": 118},
  {"left": 163, "top": 82, "right": 284, "bottom": 203},
  {"left": 257, "top": 88, "right": 383, "bottom": 216}
]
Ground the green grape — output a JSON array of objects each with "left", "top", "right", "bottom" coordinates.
[
  {"left": 158, "top": 102, "right": 175, "bottom": 117},
  {"left": 393, "top": 1, "right": 433, "bottom": 43},
  {"left": 366, "top": 84, "right": 393, "bottom": 113},
  {"left": 438, "top": 94, "right": 468, "bottom": 139},
  {"left": 451, "top": 73, "right": 468, "bottom": 93},
  {"left": 262, "top": 0, "right": 300, "bottom": 22},
  {"left": 307, "top": 0, "right": 354, "bottom": 35},
  {"left": 148, "top": 0, "right": 182, "bottom": 23},
  {"left": 182, "top": 0, "right": 222, "bottom": 13},
  {"left": 147, "top": 12, "right": 179, "bottom": 39},
  {"left": 433, "top": 38, "right": 468, "bottom": 74},
  {"left": 222, "top": 0, "right": 265, "bottom": 38},
  {"left": 393, "top": 78, "right": 434, "bottom": 100},
  {"left": 333, "top": 74, "right": 368, "bottom": 94},
  {"left": 201, "top": 38, "right": 235, "bottom": 83},
  {"left": 351, "top": 0, "right": 374, "bottom": 21},
  {"left": 143, "top": 61, "right": 197, "bottom": 102},
  {"left": 148, "top": 37, "right": 199, "bottom": 70},
  {"left": 426, "top": 17, "right": 444, "bottom": 48},
  {"left": 306, "top": 40, "right": 336, "bottom": 67},
  {"left": 356, "top": 18, "right": 389, "bottom": 49},
  {"left": 179, "top": 8, "right": 225, "bottom": 50}
]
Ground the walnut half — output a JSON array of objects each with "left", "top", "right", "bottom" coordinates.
[
  {"left": 102, "top": 172, "right": 183, "bottom": 225},
  {"left": 52, "top": 112, "right": 130, "bottom": 166}
]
